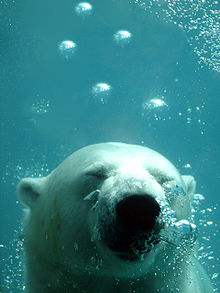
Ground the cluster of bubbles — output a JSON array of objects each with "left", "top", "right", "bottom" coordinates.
[
  {"left": 1, "top": 159, "right": 51, "bottom": 292},
  {"left": 156, "top": 183, "right": 198, "bottom": 248},
  {"left": 133, "top": 0, "right": 220, "bottom": 72},
  {"left": 160, "top": 186, "right": 218, "bottom": 291},
  {"left": 179, "top": 103, "right": 206, "bottom": 135},
  {"left": 1, "top": 160, "right": 50, "bottom": 187},
  {"left": 31, "top": 97, "right": 51, "bottom": 114},
  {"left": 1, "top": 231, "right": 25, "bottom": 292},
  {"left": 158, "top": 180, "right": 218, "bottom": 290},
  {"left": 191, "top": 193, "right": 219, "bottom": 289}
]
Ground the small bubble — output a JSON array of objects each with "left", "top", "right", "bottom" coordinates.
[
  {"left": 206, "top": 208, "right": 212, "bottom": 213},
  {"left": 113, "top": 30, "right": 132, "bottom": 47},
  {"left": 58, "top": 40, "right": 77, "bottom": 59},
  {"left": 75, "top": 2, "right": 93, "bottom": 17},
  {"left": 186, "top": 117, "right": 192, "bottom": 124},
  {"left": 183, "top": 163, "right": 192, "bottom": 169},
  {"left": 212, "top": 273, "right": 219, "bottom": 279},
  {"left": 187, "top": 107, "right": 192, "bottom": 114},
  {"left": 16, "top": 165, "right": 23, "bottom": 171},
  {"left": 73, "top": 242, "right": 79, "bottom": 251},
  {"left": 92, "top": 82, "right": 112, "bottom": 104},
  {"left": 206, "top": 221, "right": 213, "bottom": 226},
  {"left": 202, "top": 236, "right": 210, "bottom": 241}
]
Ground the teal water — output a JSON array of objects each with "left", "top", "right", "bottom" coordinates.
[{"left": 0, "top": 0, "right": 219, "bottom": 291}]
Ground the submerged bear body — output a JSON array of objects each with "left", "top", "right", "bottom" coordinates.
[{"left": 17, "top": 142, "right": 213, "bottom": 292}]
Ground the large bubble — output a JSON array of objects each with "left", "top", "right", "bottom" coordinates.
[
  {"left": 143, "top": 98, "right": 168, "bottom": 111},
  {"left": 142, "top": 96, "right": 168, "bottom": 120},
  {"left": 92, "top": 82, "right": 112, "bottom": 104},
  {"left": 75, "top": 2, "right": 93, "bottom": 17},
  {"left": 113, "top": 30, "right": 132, "bottom": 47},
  {"left": 58, "top": 40, "right": 78, "bottom": 59}
]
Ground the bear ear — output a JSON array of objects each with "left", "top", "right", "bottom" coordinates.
[
  {"left": 17, "top": 177, "right": 45, "bottom": 209},
  {"left": 182, "top": 175, "right": 196, "bottom": 198}
]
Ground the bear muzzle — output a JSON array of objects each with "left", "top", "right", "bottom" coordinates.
[{"left": 101, "top": 194, "right": 163, "bottom": 261}]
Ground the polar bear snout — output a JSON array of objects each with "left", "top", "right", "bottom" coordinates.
[
  {"left": 116, "top": 195, "right": 161, "bottom": 235},
  {"left": 102, "top": 194, "right": 162, "bottom": 261}
]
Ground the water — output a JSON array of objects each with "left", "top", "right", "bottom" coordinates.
[{"left": 0, "top": 0, "right": 219, "bottom": 292}]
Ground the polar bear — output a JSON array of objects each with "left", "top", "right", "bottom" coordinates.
[{"left": 17, "top": 142, "right": 213, "bottom": 293}]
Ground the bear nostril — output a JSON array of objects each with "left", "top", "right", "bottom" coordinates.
[{"left": 116, "top": 194, "right": 161, "bottom": 235}]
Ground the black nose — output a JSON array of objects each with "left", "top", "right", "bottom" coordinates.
[
  {"left": 116, "top": 194, "right": 161, "bottom": 235},
  {"left": 106, "top": 194, "right": 162, "bottom": 260}
]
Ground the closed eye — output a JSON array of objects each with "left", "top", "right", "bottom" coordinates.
[
  {"left": 147, "top": 168, "right": 174, "bottom": 185},
  {"left": 156, "top": 175, "right": 174, "bottom": 185},
  {"left": 85, "top": 164, "right": 108, "bottom": 179}
]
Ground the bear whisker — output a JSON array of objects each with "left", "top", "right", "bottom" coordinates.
[{"left": 84, "top": 189, "right": 100, "bottom": 201}]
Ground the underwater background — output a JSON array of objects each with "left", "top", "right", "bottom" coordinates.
[{"left": 0, "top": 0, "right": 219, "bottom": 291}]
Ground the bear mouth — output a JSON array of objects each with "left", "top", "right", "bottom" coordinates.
[{"left": 108, "top": 231, "right": 161, "bottom": 262}]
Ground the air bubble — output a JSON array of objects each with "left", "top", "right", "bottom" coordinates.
[
  {"left": 163, "top": 182, "right": 186, "bottom": 201},
  {"left": 58, "top": 40, "right": 78, "bottom": 59},
  {"left": 75, "top": 2, "right": 93, "bottom": 17},
  {"left": 206, "top": 221, "right": 213, "bottom": 226},
  {"left": 73, "top": 242, "right": 79, "bottom": 251},
  {"left": 212, "top": 273, "right": 219, "bottom": 279},
  {"left": 141, "top": 95, "right": 169, "bottom": 120},
  {"left": 113, "top": 30, "right": 132, "bottom": 47},
  {"left": 183, "top": 163, "right": 192, "bottom": 169},
  {"left": 92, "top": 82, "right": 112, "bottom": 104},
  {"left": 193, "top": 194, "right": 205, "bottom": 201},
  {"left": 142, "top": 97, "right": 168, "bottom": 111}
]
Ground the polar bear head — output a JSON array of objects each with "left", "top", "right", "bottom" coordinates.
[{"left": 17, "top": 142, "right": 196, "bottom": 279}]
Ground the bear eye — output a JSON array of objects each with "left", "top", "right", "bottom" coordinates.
[
  {"left": 158, "top": 177, "right": 171, "bottom": 184},
  {"left": 156, "top": 176, "right": 172, "bottom": 185},
  {"left": 85, "top": 164, "right": 108, "bottom": 180}
]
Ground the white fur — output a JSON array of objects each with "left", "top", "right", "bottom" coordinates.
[{"left": 17, "top": 142, "right": 213, "bottom": 293}]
